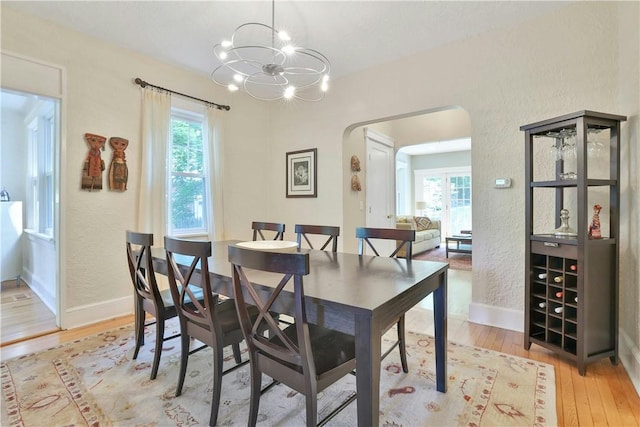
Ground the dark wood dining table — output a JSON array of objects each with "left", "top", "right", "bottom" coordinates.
[{"left": 151, "top": 240, "right": 448, "bottom": 426}]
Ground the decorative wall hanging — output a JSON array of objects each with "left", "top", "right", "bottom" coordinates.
[
  {"left": 108, "top": 137, "right": 129, "bottom": 191},
  {"left": 286, "top": 148, "right": 317, "bottom": 198},
  {"left": 81, "top": 133, "right": 106, "bottom": 191},
  {"left": 350, "top": 154, "right": 362, "bottom": 191},
  {"left": 350, "top": 155, "right": 361, "bottom": 172},
  {"left": 351, "top": 175, "right": 361, "bottom": 191}
]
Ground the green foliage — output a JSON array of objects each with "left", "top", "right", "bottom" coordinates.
[{"left": 170, "top": 118, "right": 206, "bottom": 230}]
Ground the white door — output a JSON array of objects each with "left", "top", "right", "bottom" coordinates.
[
  {"left": 365, "top": 128, "right": 395, "bottom": 254},
  {"left": 415, "top": 167, "right": 472, "bottom": 237}
]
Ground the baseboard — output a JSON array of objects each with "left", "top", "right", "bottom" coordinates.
[
  {"left": 468, "top": 302, "right": 524, "bottom": 332},
  {"left": 619, "top": 329, "right": 640, "bottom": 397},
  {"left": 62, "top": 295, "right": 134, "bottom": 329}
]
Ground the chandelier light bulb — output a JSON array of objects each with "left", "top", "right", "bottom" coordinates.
[
  {"left": 278, "top": 31, "right": 291, "bottom": 42},
  {"left": 281, "top": 45, "right": 296, "bottom": 55},
  {"left": 284, "top": 86, "right": 296, "bottom": 99},
  {"left": 210, "top": 0, "right": 330, "bottom": 101}
]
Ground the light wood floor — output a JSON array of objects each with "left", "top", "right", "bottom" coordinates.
[
  {"left": 0, "top": 279, "right": 58, "bottom": 345},
  {"left": 1, "top": 284, "right": 638, "bottom": 426}
]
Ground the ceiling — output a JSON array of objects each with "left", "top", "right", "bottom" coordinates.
[
  {"left": 2, "top": 1, "right": 570, "bottom": 154},
  {"left": 3, "top": 1, "right": 571, "bottom": 80}
]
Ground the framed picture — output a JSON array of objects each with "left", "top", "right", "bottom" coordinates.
[{"left": 286, "top": 148, "right": 317, "bottom": 198}]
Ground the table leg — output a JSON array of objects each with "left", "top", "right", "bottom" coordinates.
[
  {"left": 355, "top": 314, "right": 381, "bottom": 427},
  {"left": 433, "top": 271, "right": 448, "bottom": 393}
]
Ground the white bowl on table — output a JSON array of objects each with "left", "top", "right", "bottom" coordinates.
[{"left": 236, "top": 240, "right": 298, "bottom": 253}]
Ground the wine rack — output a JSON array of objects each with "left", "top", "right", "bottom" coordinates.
[{"left": 521, "top": 111, "right": 626, "bottom": 375}]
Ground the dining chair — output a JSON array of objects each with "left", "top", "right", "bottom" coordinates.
[
  {"left": 164, "top": 236, "right": 248, "bottom": 426},
  {"left": 295, "top": 224, "right": 340, "bottom": 252},
  {"left": 355, "top": 226, "right": 416, "bottom": 373},
  {"left": 125, "top": 230, "right": 203, "bottom": 380},
  {"left": 251, "top": 221, "right": 285, "bottom": 241},
  {"left": 229, "top": 245, "right": 357, "bottom": 427}
]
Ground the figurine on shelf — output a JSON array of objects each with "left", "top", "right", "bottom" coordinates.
[
  {"left": 81, "top": 133, "right": 106, "bottom": 191},
  {"left": 588, "top": 204, "right": 602, "bottom": 239},
  {"left": 108, "top": 137, "right": 129, "bottom": 191},
  {"left": 553, "top": 208, "right": 577, "bottom": 237}
]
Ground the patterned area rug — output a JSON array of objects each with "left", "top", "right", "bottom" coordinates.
[
  {"left": 414, "top": 247, "right": 472, "bottom": 271},
  {"left": 1, "top": 318, "right": 555, "bottom": 426}
]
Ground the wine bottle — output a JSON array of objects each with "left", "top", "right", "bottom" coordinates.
[
  {"left": 574, "top": 296, "right": 578, "bottom": 303},
  {"left": 538, "top": 302, "right": 547, "bottom": 309},
  {"left": 569, "top": 264, "right": 577, "bottom": 271},
  {"left": 555, "top": 291, "right": 563, "bottom": 298},
  {"left": 554, "top": 306, "right": 563, "bottom": 314},
  {"left": 537, "top": 273, "right": 547, "bottom": 279},
  {"left": 554, "top": 276, "right": 563, "bottom": 283}
]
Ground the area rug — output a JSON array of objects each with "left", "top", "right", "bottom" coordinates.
[
  {"left": 414, "top": 247, "right": 471, "bottom": 271},
  {"left": 1, "top": 318, "right": 555, "bottom": 426}
]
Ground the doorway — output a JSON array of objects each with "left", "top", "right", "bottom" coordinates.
[{"left": 1, "top": 87, "right": 60, "bottom": 343}]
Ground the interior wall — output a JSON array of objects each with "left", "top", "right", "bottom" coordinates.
[
  {"left": 0, "top": 5, "right": 272, "bottom": 327},
  {"left": 616, "top": 1, "right": 640, "bottom": 394},
  {"left": 412, "top": 150, "right": 471, "bottom": 170},
  {"left": 0, "top": 108, "right": 27, "bottom": 204},
  {"left": 2, "top": 1, "right": 637, "bottom": 393},
  {"left": 263, "top": 2, "right": 638, "bottom": 388}
]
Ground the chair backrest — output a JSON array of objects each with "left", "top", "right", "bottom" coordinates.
[
  {"left": 295, "top": 224, "right": 340, "bottom": 252},
  {"left": 229, "top": 245, "right": 312, "bottom": 373},
  {"left": 126, "top": 231, "right": 163, "bottom": 306},
  {"left": 355, "top": 227, "right": 416, "bottom": 258},
  {"left": 164, "top": 237, "right": 219, "bottom": 333},
  {"left": 252, "top": 221, "right": 285, "bottom": 241}
]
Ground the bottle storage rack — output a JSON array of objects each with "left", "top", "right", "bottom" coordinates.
[{"left": 521, "top": 111, "right": 626, "bottom": 375}]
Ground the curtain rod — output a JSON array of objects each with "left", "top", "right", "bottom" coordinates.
[{"left": 134, "top": 77, "right": 231, "bottom": 111}]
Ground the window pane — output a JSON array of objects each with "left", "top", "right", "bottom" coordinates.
[
  {"left": 171, "top": 175, "right": 206, "bottom": 231},
  {"left": 171, "top": 119, "right": 203, "bottom": 174}
]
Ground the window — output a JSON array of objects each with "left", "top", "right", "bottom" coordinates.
[
  {"left": 415, "top": 167, "right": 472, "bottom": 237},
  {"left": 168, "top": 108, "right": 208, "bottom": 236},
  {"left": 27, "top": 100, "right": 57, "bottom": 236}
]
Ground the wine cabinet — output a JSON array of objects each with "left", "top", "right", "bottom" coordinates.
[{"left": 521, "top": 111, "right": 626, "bottom": 375}]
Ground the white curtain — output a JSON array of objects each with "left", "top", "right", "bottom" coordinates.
[
  {"left": 137, "top": 88, "right": 171, "bottom": 241},
  {"left": 205, "top": 106, "right": 226, "bottom": 240}
]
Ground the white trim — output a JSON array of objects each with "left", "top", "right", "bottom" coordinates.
[
  {"left": 2, "top": 50, "right": 66, "bottom": 329},
  {"left": 619, "top": 329, "right": 640, "bottom": 396},
  {"left": 414, "top": 166, "right": 471, "bottom": 176},
  {"left": 364, "top": 127, "right": 395, "bottom": 148},
  {"left": 63, "top": 295, "right": 134, "bottom": 329},
  {"left": 468, "top": 302, "right": 524, "bottom": 332}
]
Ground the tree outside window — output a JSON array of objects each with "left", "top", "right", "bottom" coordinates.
[{"left": 169, "top": 112, "right": 207, "bottom": 235}]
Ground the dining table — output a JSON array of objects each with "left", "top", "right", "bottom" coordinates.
[{"left": 151, "top": 240, "right": 448, "bottom": 426}]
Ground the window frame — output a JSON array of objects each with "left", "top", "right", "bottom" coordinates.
[
  {"left": 167, "top": 105, "right": 209, "bottom": 237},
  {"left": 26, "top": 100, "right": 56, "bottom": 237}
]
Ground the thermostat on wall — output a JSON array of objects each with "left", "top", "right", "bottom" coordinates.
[{"left": 494, "top": 178, "right": 512, "bottom": 188}]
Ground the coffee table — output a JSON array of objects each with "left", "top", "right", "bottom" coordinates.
[{"left": 445, "top": 235, "right": 472, "bottom": 258}]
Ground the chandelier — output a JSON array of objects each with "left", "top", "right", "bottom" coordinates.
[{"left": 211, "top": 0, "right": 330, "bottom": 102}]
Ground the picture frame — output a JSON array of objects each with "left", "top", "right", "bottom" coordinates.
[{"left": 286, "top": 148, "right": 317, "bottom": 198}]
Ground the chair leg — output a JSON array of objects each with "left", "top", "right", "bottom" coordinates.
[
  {"left": 397, "top": 315, "right": 409, "bottom": 373},
  {"left": 209, "top": 342, "right": 224, "bottom": 426},
  {"left": 231, "top": 343, "right": 242, "bottom": 364},
  {"left": 150, "top": 317, "right": 164, "bottom": 380},
  {"left": 175, "top": 331, "right": 190, "bottom": 397},
  {"left": 305, "top": 388, "right": 318, "bottom": 427},
  {"left": 248, "top": 358, "right": 262, "bottom": 427},
  {"left": 133, "top": 300, "right": 144, "bottom": 360}
]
